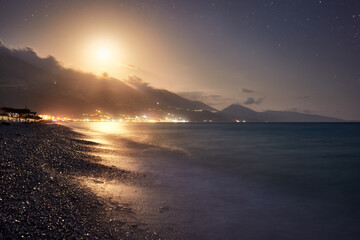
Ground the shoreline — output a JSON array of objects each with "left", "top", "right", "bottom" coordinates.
[
  {"left": 0, "top": 123, "right": 162, "bottom": 239},
  {"left": 2, "top": 122, "right": 360, "bottom": 239}
]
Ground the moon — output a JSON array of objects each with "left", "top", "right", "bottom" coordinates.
[
  {"left": 97, "top": 47, "right": 110, "bottom": 60},
  {"left": 90, "top": 39, "right": 116, "bottom": 62},
  {"left": 84, "top": 37, "right": 122, "bottom": 75}
]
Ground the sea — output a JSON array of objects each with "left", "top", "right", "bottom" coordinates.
[{"left": 64, "top": 122, "right": 360, "bottom": 240}]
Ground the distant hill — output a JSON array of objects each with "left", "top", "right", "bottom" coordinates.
[
  {"left": 0, "top": 46, "right": 150, "bottom": 116},
  {"left": 222, "top": 104, "right": 260, "bottom": 121},
  {"left": 125, "top": 77, "right": 217, "bottom": 112},
  {"left": 0, "top": 45, "right": 216, "bottom": 119},
  {"left": 222, "top": 104, "right": 343, "bottom": 122},
  {"left": 0, "top": 44, "right": 345, "bottom": 122}
]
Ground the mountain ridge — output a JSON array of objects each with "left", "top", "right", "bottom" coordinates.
[
  {"left": 0, "top": 44, "right": 345, "bottom": 122},
  {"left": 0, "top": 45, "right": 219, "bottom": 120},
  {"left": 222, "top": 104, "right": 343, "bottom": 122}
]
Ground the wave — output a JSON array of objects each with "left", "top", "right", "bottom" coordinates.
[
  {"left": 63, "top": 122, "right": 191, "bottom": 157},
  {"left": 108, "top": 135, "right": 191, "bottom": 157}
]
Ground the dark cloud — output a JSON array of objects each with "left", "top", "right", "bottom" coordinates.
[
  {"left": 242, "top": 88, "right": 254, "bottom": 93},
  {"left": 177, "top": 91, "right": 231, "bottom": 107},
  {"left": 177, "top": 91, "right": 203, "bottom": 101},
  {"left": 286, "top": 108, "right": 317, "bottom": 114},
  {"left": 2, "top": 46, "right": 62, "bottom": 73},
  {"left": 244, "top": 97, "right": 256, "bottom": 105},
  {"left": 286, "top": 108, "right": 299, "bottom": 112},
  {"left": 244, "top": 97, "right": 265, "bottom": 105},
  {"left": 209, "top": 94, "right": 223, "bottom": 100},
  {"left": 124, "top": 76, "right": 153, "bottom": 91}
]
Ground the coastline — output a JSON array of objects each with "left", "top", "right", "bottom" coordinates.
[
  {"left": 3, "top": 122, "right": 359, "bottom": 239},
  {"left": 0, "top": 123, "right": 161, "bottom": 239}
]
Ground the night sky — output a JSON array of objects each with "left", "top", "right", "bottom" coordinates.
[{"left": 1, "top": 0, "right": 360, "bottom": 119}]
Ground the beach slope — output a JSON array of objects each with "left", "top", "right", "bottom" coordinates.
[{"left": 0, "top": 123, "right": 158, "bottom": 239}]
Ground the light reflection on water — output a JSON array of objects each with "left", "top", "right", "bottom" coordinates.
[
  {"left": 80, "top": 122, "right": 129, "bottom": 135},
  {"left": 63, "top": 122, "right": 360, "bottom": 240},
  {"left": 64, "top": 122, "right": 191, "bottom": 238},
  {"left": 63, "top": 122, "right": 133, "bottom": 147}
]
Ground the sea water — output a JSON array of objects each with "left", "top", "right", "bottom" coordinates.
[{"left": 64, "top": 122, "right": 360, "bottom": 240}]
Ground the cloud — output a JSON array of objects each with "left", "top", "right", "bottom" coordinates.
[
  {"left": 118, "top": 63, "right": 155, "bottom": 76},
  {"left": 244, "top": 97, "right": 265, "bottom": 105},
  {"left": 125, "top": 78, "right": 232, "bottom": 108},
  {"left": 119, "top": 62, "right": 138, "bottom": 70},
  {"left": 124, "top": 76, "right": 153, "bottom": 91},
  {"left": 286, "top": 108, "right": 317, "bottom": 114},
  {"left": 286, "top": 108, "right": 299, "bottom": 112},
  {"left": 177, "top": 91, "right": 231, "bottom": 107},
  {"left": 242, "top": 88, "right": 254, "bottom": 93},
  {"left": 2, "top": 45, "right": 62, "bottom": 72}
]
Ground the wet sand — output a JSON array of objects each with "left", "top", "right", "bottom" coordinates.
[{"left": 0, "top": 123, "right": 162, "bottom": 239}]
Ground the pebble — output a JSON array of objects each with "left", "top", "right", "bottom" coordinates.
[{"left": 0, "top": 123, "right": 162, "bottom": 239}]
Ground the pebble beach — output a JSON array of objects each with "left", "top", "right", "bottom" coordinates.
[{"left": 0, "top": 123, "right": 161, "bottom": 239}]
